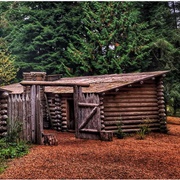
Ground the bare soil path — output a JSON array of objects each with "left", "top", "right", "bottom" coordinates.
[{"left": 0, "top": 117, "right": 180, "bottom": 179}]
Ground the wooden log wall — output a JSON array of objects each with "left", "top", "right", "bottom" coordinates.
[
  {"left": 46, "top": 93, "right": 61, "bottom": 130},
  {"left": 99, "top": 95, "right": 105, "bottom": 131},
  {"left": 61, "top": 95, "right": 68, "bottom": 131},
  {"left": 55, "top": 94, "right": 61, "bottom": 131},
  {"left": 157, "top": 76, "right": 167, "bottom": 132},
  {"left": 0, "top": 92, "right": 9, "bottom": 137},
  {"left": 103, "top": 79, "right": 160, "bottom": 133}
]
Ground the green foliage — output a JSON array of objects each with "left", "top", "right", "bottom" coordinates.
[
  {"left": 6, "top": 119, "right": 23, "bottom": 143},
  {"left": 0, "top": 51, "right": 17, "bottom": 85},
  {"left": 136, "top": 120, "right": 151, "bottom": 140},
  {"left": 0, "top": 119, "right": 29, "bottom": 174},
  {"left": 0, "top": 2, "right": 82, "bottom": 79},
  {"left": 116, "top": 117, "right": 126, "bottom": 139},
  {"left": 66, "top": 2, "right": 153, "bottom": 76}
]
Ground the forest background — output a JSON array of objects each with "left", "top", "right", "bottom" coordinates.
[{"left": 0, "top": 1, "right": 180, "bottom": 115}]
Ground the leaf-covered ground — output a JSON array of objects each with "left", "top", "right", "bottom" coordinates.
[{"left": 0, "top": 117, "right": 180, "bottom": 179}]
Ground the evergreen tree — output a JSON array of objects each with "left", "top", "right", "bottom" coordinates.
[
  {"left": 66, "top": 2, "right": 153, "bottom": 76},
  {"left": 139, "top": 2, "right": 180, "bottom": 115},
  {"left": 1, "top": 2, "right": 82, "bottom": 79}
]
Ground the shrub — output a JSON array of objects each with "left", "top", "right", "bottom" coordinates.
[{"left": 136, "top": 120, "right": 151, "bottom": 140}]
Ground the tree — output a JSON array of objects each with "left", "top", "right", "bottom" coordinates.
[
  {"left": 66, "top": 2, "right": 154, "bottom": 76},
  {"left": 1, "top": 2, "right": 82, "bottom": 79},
  {"left": 138, "top": 2, "right": 180, "bottom": 115},
  {"left": 0, "top": 51, "right": 17, "bottom": 85}
]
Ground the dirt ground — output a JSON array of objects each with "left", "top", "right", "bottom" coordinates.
[{"left": 0, "top": 117, "right": 180, "bottom": 179}]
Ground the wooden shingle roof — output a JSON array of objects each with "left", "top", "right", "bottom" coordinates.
[
  {"left": 45, "top": 71, "right": 168, "bottom": 94},
  {"left": 1, "top": 71, "right": 168, "bottom": 94}
]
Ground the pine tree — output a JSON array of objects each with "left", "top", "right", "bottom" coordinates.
[
  {"left": 1, "top": 2, "right": 82, "bottom": 79},
  {"left": 66, "top": 2, "right": 153, "bottom": 76},
  {"left": 138, "top": 2, "right": 180, "bottom": 115}
]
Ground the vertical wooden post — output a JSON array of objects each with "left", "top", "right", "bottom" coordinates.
[
  {"left": 36, "top": 85, "right": 43, "bottom": 144},
  {"left": 73, "top": 85, "right": 82, "bottom": 138},
  {"left": 31, "top": 85, "right": 36, "bottom": 143}
]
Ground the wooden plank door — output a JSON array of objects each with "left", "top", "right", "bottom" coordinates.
[{"left": 74, "top": 86, "right": 101, "bottom": 139}]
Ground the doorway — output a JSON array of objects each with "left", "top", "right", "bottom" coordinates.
[{"left": 67, "top": 99, "right": 75, "bottom": 131}]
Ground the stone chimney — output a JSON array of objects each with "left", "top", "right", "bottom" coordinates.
[{"left": 23, "top": 72, "right": 46, "bottom": 81}]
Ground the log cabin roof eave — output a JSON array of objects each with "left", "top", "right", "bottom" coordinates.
[{"left": 96, "top": 71, "right": 169, "bottom": 94}]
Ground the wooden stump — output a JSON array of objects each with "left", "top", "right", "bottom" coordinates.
[
  {"left": 43, "top": 133, "right": 58, "bottom": 146},
  {"left": 100, "top": 131, "right": 113, "bottom": 141}
]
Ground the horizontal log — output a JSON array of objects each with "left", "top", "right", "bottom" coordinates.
[
  {"left": 105, "top": 91, "right": 157, "bottom": 95},
  {"left": 104, "top": 119, "right": 159, "bottom": 125},
  {"left": 0, "top": 104, "right": 8, "bottom": 108},
  {"left": 61, "top": 121, "right": 67, "bottom": 125},
  {"left": 159, "top": 113, "right": 166, "bottom": 117},
  {"left": 104, "top": 102, "right": 158, "bottom": 107},
  {"left": 103, "top": 98, "right": 158, "bottom": 103},
  {"left": 100, "top": 111, "right": 104, "bottom": 115},
  {"left": 104, "top": 107, "right": 159, "bottom": 112},
  {"left": 61, "top": 109, "right": 66, "bottom": 113},
  {"left": 0, "top": 121, "right": 7, "bottom": 125},
  {"left": 158, "top": 104, "right": 165, "bottom": 108},
  {"left": 61, "top": 104, "right": 67, "bottom": 108},
  {"left": 80, "top": 129, "right": 99, "bottom": 133},
  {"left": 78, "top": 102, "right": 99, "bottom": 107},
  {"left": 20, "top": 81, "right": 90, "bottom": 87},
  {"left": 51, "top": 120, "right": 60, "bottom": 123},
  {"left": 104, "top": 94, "right": 157, "bottom": 99},
  {"left": 159, "top": 109, "right": 165, "bottom": 113},
  {"left": 61, "top": 112, "right": 66, "bottom": 117},
  {"left": 62, "top": 117, "right": 67, "bottom": 120},
  {"left": 101, "top": 115, "right": 105, "bottom": 119},
  {"left": 104, "top": 111, "right": 159, "bottom": 117},
  {"left": 104, "top": 125, "right": 160, "bottom": 131},
  {"left": 106, "top": 123, "right": 160, "bottom": 129},
  {"left": 0, "top": 126, "right": 7, "bottom": 131},
  {"left": 104, "top": 115, "right": 159, "bottom": 121},
  {"left": 0, "top": 115, "right": 8, "bottom": 120},
  {"left": 49, "top": 107, "right": 56, "bottom": 111},
  {"left": 123, "top": 127, "right": 160, "bottom": 133},
  {"left": 55, "top": 106, "right": 61, "bottom": 110},
  {"left": 157, "top": 96, "right": 164, "bottom": 100},
  {"left": 158, "top": 100, "right": 165, "bottom": 104},
  {"left": 0, "top": 110, "right": 8, "bottom": 114},
  {"left": 0, "top": 92, "right": 9, "bottom": 98},
  {"left": 0, "top": 99, "right": 8, "bottom": 103},
  {"left": 157, "top": 92, "right": 164, "bottom": 96},
  {"left": 0, "top": 132, "right": 7, "bottom": 137},
  {"left": 61, "top": 125, "right": 67, "bottom": 129},
  {"left": 56, "top": 114, "right": 61, "bottom": 119}
]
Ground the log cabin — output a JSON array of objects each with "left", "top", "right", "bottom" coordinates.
[{"left": 0, "top": 71, "right": 168, "bottom": 140}]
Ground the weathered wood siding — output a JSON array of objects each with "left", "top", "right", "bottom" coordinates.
[
  {"left": 8, "top": 94, "right": 31, "bottom": 141},
  {"left": 103, "top": 79, "right": 161, "bottom": 133}
]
